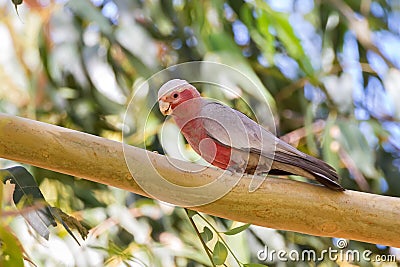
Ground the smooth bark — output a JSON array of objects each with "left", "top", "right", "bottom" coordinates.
[{"left": 0, "top": 113, "right": 399, "bottom": 247}]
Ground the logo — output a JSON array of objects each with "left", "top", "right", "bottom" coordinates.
[{"left": 257, "top": 239, "right": 397, "bottom": 263}]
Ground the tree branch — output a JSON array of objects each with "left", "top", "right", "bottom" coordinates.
[{"left": 0, "top": 113, "right": 399, "bottom": 247}]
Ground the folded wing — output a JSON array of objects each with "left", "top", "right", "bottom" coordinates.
[{"left": 200, "top": 101, "right": 344, "bottom": 191}]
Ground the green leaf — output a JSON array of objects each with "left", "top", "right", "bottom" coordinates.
[
  {"left": 271, "top": 12, "right": 302, "bottom": 55},
  {"left": 243, "top": 264, "right": 268, "bottom": 267},
  {"left": 250, "top": 1, "right": 315, "bottom": 79},
  {"left": 223, "top": 223, "right": 251, "bottom": 235},
  {"left": 0, "top": 166, "right": 86, "bottom": 245},
  {"left": 240, "top": 4, "right": 253, "bottom": 27},
  {"left": 321, "top": 113, "right": 340, "bottom": 170},
  {"left": 200, "top": 226, "right": 213, "bottom": 243},
  {"left": 254, "top": 10, "right": 275, "bottom": 64},
  {"left": 185, "top": 209, "right": 198, "bottom": 218},
  {"left": 240, "top": 4, "right": 275, "bottom": 64},
  {"left": 212, "top": 241, "right": 228, "bottom": 265},
  {"left": 67, "top": 0, "right": 113, "bottom": 37},
  {"left": 207, "top": 32, "right": 243, "bottom": 54},
  {"left": 0, "top": 226, "right": 24, "bottom": 267},
  {"left": 377, "top": 148, "right": 400, "bottom": 196},
  {"left": 203, "top": 50, "right": 277, "bottom": 116},
  {"left": 269, "top": 11, "right": 314, "bottom": 77},
  {"left": 337, "top": 121, "right": 379, "bottom": 178},
  {"left": 305, "top": 104, "right": 319, "bottom": 155},
  {"left": 0, "top": 166, "right": 56, "bottom": 240}
]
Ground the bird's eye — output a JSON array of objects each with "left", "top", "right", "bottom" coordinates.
[{"left": 173, "top": 93, "right": 179, "bottom": 99}]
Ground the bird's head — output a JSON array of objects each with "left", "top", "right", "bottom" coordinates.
[{"left": 158, "top": 79, "right": 201, "bottom": 116}]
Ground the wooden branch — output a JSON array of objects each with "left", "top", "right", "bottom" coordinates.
[{"left": 0, "top": 113, "right": 399, "bottom": 247}]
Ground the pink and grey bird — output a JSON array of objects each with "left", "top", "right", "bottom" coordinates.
[{"left": 158, "top": 79, "right": 344, "bottom": 191}]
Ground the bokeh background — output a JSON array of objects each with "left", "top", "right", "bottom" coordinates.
[{"left": 1, "top": 0, "right": 399, "bottom": 266}]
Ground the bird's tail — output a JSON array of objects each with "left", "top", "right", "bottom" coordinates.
[{"left": 270, "top": 142, "right": 345, "bottom": 191}]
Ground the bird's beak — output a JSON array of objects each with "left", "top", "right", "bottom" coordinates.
[{"left": 159, "top": 100, "right": 172, "bottom": 116}]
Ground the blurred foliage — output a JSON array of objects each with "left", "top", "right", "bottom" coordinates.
[
  {"left": 0, "top": 0, "right": 400, "bottom": 266},
  {"left": 1, "top": 166, "right": 57, "bottom": 240}
]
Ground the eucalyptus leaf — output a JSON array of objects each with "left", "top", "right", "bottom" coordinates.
[
  {"left": 0, "top": 226, "right": 24, "bottom": 267},
  {"left": 321, "top": 114, "right": 340, "bottom": 170},
  {"left": 212, "top": 241, "right": 228, "bottom": 265},
  {"left": 1, "top": 166, "right": 87, "bottom": 244},
  {"left": 223, "top": 223, "right": 250, "bottom": 235},
  {"left": 200, "top": 226, "right": 213, "bottom": 243},
  {"left": 1, "top": 166, "right": 56, "bottom": 240},
  {"left": 338, "top": 121, "right": 379, "bottom": 178},
  {"left": 186, "top": 209, "right": 198, "bottom": 218},
  {"left": 249, "top": 1, "right": 315, "bottom": 79},
  {"left": 67, "top": 0, "right": 113, "bottom": 37}
]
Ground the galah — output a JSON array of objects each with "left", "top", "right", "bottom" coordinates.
[{"left": 158, "top": 79, "right": 344, "bottom": 191}]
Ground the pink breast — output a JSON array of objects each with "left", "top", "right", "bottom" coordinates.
[{"left": 179, "top": 118, "right": 232, "bottom": 170}]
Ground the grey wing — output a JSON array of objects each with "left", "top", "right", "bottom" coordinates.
[
  {"left": 200, "top": 102, "right": 344, "bottom": 191},
  {"left": 200, "top": 101, "right": 276, "bottom": 192},
  {"left": 200, "top": 101, "right": 277, "bottom": 157}
]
